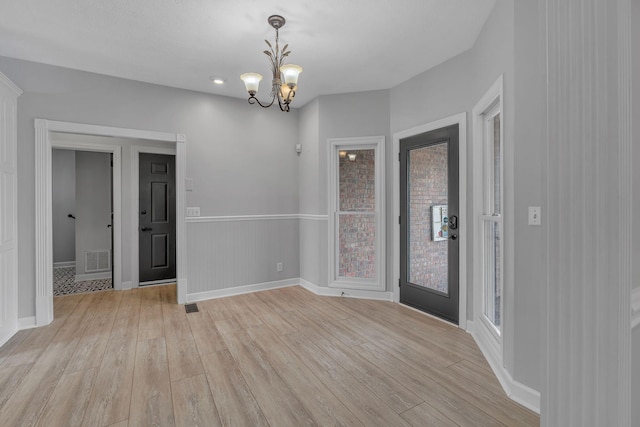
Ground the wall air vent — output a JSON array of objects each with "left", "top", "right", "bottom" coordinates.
[{"left": 85, "top": 250, "right": 111, "bottom": 272}]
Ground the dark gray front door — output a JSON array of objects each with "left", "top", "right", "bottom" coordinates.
[
  {"left": 400, "top": 124, "right": 459, "bottom": 324},
  {"left": 139, "top": 153, "right": 176, "bottom": 284}
]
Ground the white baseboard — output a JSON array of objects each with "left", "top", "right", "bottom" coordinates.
[
  {"left": 299, "top": 279, "right": 393, "bottom": 301},
  {"left": 53, "top": 261, "right": 75, "bottom": 268},
  {"left": 632, "top": 287, "right": 640, "bottom": 329},
  {"left": 120, "top": 281, "right": 133, "bottom": 291},
  {"left": 186, "top": 278, "right": 299, "bottom": 303},
  {"left": 466, "top": 320, "right": 541, "bottom": 414},
  {"left": 75, "top": 272, "right": 111, "bottom": 282},
  {"left": 18, "top": 316, "right": 37, "bottom": 330}
]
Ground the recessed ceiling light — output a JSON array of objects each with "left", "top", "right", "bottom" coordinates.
[{"left": 209, "top": 76, "right": 225, "bottom": 85}]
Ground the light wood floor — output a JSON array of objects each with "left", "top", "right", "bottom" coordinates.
[{"left": 0, "top": 284, "right": 539, "bottom": 426}]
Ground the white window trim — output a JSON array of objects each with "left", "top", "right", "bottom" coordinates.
[
  {"left": 327, "top": 136, "right": 385, "bottom": 291},
  {"left": 471, "top": 75, "right": 506, "bottom": 377}
]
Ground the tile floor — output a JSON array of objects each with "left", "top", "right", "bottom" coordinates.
[{"left": 53, "top": 266, "right": 113, "bottom": 296}]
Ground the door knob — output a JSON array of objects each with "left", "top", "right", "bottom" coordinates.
[
  {"left": 449, "top": 234, "right": 457, "bottom": 240},
  {"left": 140, "top": 227, "right": 152, "bottom": 232}
]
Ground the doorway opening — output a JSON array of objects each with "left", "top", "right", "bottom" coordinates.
[
  {"left": 34, "top": 119, "right": 187, "bottom": 327},
  {"left": 52, "top": 148, "right": 114, "bottom": 296},
  {"left": 399, "top": 124, "right": 460, "bottom": 324},
  {"left": 393, "top": 113, "right": 467, "bottom": 328}
]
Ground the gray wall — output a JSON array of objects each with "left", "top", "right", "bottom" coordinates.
[
  {"left": 51, "top": 149, "right": 76, "bottom": 264},
  {"left": 0, "top": 55, "right": 299, "bottom": 318},
  {"left": 633, "top": 0, "right": 640, "bottom": 292},
  {"left": 632, "top": 0, "right": 639, "bottom": 425},
  {"left": 298, "top": 90, "right": 390, "bottom": 289},
  {"left": 74, "top": 151, "right": 112, "bottom": 276},
  {"left": 388, "top": 0, "right": 541, "bottom": 388}
]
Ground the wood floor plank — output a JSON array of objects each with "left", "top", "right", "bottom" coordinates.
[
  {"left": 82, "top": 334, "right": 138, "bottom": 426},
  {"left": 171, "top": 373, "right": 221, "bottom": 427},
  {"left": 129, "top": 337, "right": 175, "bottom": 427},
  {"left": 162, "top": 308, "right": 204, "bottom": 382},
  {"left": 280, "top": 330, "right": 412, "bottom": 427},
  {"left": 186, "top": 311, "right": 227, "bottom": 356},
  {"left": 215, "top": 319, "right": 316, "bottom": 427},
  {"left": 400, "top": 402, "right": 461, "bottom": 427},
  {"left": 0, "top": 285, "right": 538, "bottom": 427},
  {"left": 35, "top": 368, "right": 98, "bottom": 427},
  {"left": 0, "top": 329, "right": 31, "bottom": 366},
  {"left": 138, "top": 289, "right": 165, "bottom": 341},
  {"left": 64, "top": 292, "right": 121, "bottom": 374},
  {"left": 355, "top": 341, "right": 508, "bottom": 427},
  {"left": 291, "top": 316, "right": 423, "bottom": 413},
  {"left": 246, "top": 325, "right": 365, "bottom": 426},
  {"left": 340, "top": 313, "right": 463, "bottom": 368},
  {"left": 0, "top": 364, "right": 32, "bottom": 411},
  {"left": 0, "top": 299, "right": 92, "bottom": 426},
  {"left": 201, "top": 349, "right": 269, "bottom": 427}
]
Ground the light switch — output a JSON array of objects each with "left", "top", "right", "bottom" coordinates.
[
  {"left": 186, "top": 207, "right": 200, "bottom": 217},
  {"left": 528, "top": 206, "right": 541, "bottom": 226},
  {"left": 185, "top": 178, "right": 193, "bottom": 191}
]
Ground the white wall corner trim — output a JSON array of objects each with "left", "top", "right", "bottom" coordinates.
[
  {"left": 299, "top": 279, "right": 393, "bottom": 301},
  {"left": 466, "top": 321, "right": 541, "bottom": 414},
  {"left": 0, "top": 72, "right": 23, "bottom": 96},
  {"left": 17, "top": 316, "right": 37, "bottom": 331},
  {"left": 186, "top": 278, "right": 299, "bottom": 302},
  {"left": 632, "top": 288, "right": 640, "bottom": 329}
]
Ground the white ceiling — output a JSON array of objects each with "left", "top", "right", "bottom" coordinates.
[{"left": 0, "top": 0, "right": 496, "bottom": 106}]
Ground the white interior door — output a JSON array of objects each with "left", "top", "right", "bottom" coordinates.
[{"left": 0, "top": 73, "right": 21, "bottom": 345}]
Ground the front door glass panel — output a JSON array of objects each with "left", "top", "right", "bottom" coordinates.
[{"left": 408, "top": 143, "right": 449, "bottom": 295}]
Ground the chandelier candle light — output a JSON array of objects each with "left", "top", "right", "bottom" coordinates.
[{"left": 240, "top": 15, "right": 303, "bottom": 112}]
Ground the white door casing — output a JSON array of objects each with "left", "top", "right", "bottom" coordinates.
[
  {"left": 35, "top": 119, "right": 187, "bottom": 326},
  {"left": 0, "top": 73, "right": 21, "bottom": 345}
]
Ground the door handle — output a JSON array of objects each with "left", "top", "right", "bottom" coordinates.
[
  {"left": 449, "top": 215, "right": 458, "bottom": 230},
  {"left": 140, "top": 227, "right": 152, "bottom": 232},
  {"left": 449, "top": 234, "right": 457, "bottom": 240}
]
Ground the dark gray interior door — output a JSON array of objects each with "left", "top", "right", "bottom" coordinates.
[
  {"left": 139, "top": 153, "right": 176, "bottom": 283},
  {"left": 400, "top": 124, "right": 459, "bottom": 324}
]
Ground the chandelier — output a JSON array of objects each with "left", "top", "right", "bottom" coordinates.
[{"left": 240, "top": 15, "right": 303, "bottom": 112}]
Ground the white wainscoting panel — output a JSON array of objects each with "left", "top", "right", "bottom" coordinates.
[
  {"left": 299, "top": 215, "right": 328, "bottom": 288},
  {"left": 186, "top": 215, "right": 300, "bottom": 295}
]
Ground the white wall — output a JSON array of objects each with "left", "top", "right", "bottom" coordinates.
[
  {"left": 74, "top": 151, "right": 112, "bottom": 276},
  {"left": 0, "top": 55, "right": 300, "bottom": 318},
  {"left": 51, "top": 149, "right": 75, "bottom": 264}
]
